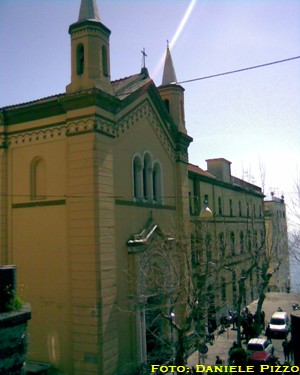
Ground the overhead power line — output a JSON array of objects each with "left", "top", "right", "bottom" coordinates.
[{"left": 176, "top": 56, "right": 300, "bottom": 85}]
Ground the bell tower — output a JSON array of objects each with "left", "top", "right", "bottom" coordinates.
[
  {"left": 158, "top": 44, "right": 186, "bottom": 134},
  {"left": 66, "top": 0, "right": 113, "bottom": 94}
]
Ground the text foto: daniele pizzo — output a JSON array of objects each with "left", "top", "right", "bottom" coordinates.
[{"left": 151, "top": 364, "right": 300, "bottom": 373}]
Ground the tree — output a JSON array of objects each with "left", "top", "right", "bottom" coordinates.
[{"left": 129, "top": 218, "right": 218, "bottom": 370}]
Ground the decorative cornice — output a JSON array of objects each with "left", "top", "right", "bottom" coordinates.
[
  {"left": 66, "top": 118, "right": 95, "bottom": 136},
  {"left": 0, "top": 135, "right": 7, "bottom": 149},
  {"left": 66, "top": 117, "right": 116, "bottom": 138},
  {"left": 2, "top": 98, "right": 185, "bottom": 161},
  {"left": 176, "top": 151, "right": 189, "bottom": 164},
  {"left": 7, "top": 126, "right": 67, "bottom": 147}
]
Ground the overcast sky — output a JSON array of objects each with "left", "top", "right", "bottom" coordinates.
[{"left": 1, "top": 0, "right": 299, "bottom": 220}]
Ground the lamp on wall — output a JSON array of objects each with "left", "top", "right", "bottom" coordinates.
[{"left": 200, "top": 199, "right": 213, "bottom": 218}]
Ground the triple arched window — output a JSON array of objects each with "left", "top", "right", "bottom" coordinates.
[{"left": 132, "top": 152, "right": 163, "bottom": 204}]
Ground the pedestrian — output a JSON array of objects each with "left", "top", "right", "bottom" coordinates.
[
  {"left": 282, "top": 339, "right": 289, "bottom": 361},
  {"left": 287, "top": 339, "right": 293, "bottom": 362},
  {"left": 215, "top": 355, "right": 223, "bottom": 365},
  {"left": 265, "top": 323, "right": 272, "bottom": 342}
]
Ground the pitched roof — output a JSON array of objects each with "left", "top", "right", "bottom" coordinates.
[
  {"left": 78, "top": 0, "right": 100, "bottom": 22},
  {"left": 112, "top": 69, "right": 152, "bottom": 100},
  {"left": 0, "top": 69, "right": 152, "bottom": 111},
  {"left": 188, "top": 163, "right": 216, "bottom": 179}
]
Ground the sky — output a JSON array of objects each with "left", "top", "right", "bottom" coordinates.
[{"left": 0, "top": 0, "right": 299, "bottom": 222}]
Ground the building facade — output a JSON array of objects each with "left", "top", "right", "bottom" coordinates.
[
  {"left": 0, "top": 1, "right": 289, "bottom": 374},
  {"left": 264, "top": 194, "right": 290, "bottom": 293},
  {"left": 188, "top": 159, "right": 266, "bottom": 324}
]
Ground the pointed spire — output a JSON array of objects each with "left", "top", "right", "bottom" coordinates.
[
  {"left": 78, "top": 0, "right": 100, "bottom": 22},
  {"left": 161, "top": 43, "right": 177, "bottom": 85}
]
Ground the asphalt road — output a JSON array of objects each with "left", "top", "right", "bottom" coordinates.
[
  {"left": 247, "top": 292, "right": 300, "bottom": 364},
  {"left": 187, "top": 292, "right": 300, "bottom": 368}
]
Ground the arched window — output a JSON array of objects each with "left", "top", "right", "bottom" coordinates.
[
  {"left": 260, "top": 230, "right": 265, "bottom": 248},
  {"left": 247, "top": 230, "right": 252, "bottom": 252},
  {"left": 164, "top": 99, "right": 170, "bottom": 113},
  {"left": 221, "top": 277, "right": 226, "bottom": 302},
  {"left": 254, "top": 230, "right": 258, "bottom": 251},
  {"left": 191, "top": 234, "right": 197, "bottom": 267},
  {"left": 143, "top": 153, "right": 152, "bottom": 201},
  {"left": 76, "top": 44, "right": 84, "bottom": 75},
  {"left": 232, "top": 272, "right": 237, "bottom": 302},
  {"left": 238, "top": 201, "right": 242, "bottom": 217},
  {"left": 31, "top": 158, "right": 46, "bottom": 199},
  {"left": 240, "top": 231, "right": 244, "bottom": 254},
  {"left": 180, "top": 100, "right": 185, "bottom": 122},
  {"left": 218, "top": 197, "right": 222, "bottom": 216},
  {"left": 219, "top": 232, "right": 225, "bottom": 258},
  {"left": 229, "top": 199, "right": 233, "bottom": 216},
  {"left": 230, "top": 232, "right": 235, "bottom": 256},
  {"left": 152, "top": 162, "right": 162, "bottom": 203},
  {"left": 132, "top": 152, "right": 163, "bottom": 204},
  {"left": 102, "top": 45, "right": 108, "bottom": 77},
  {"left": 133, "top": 155, "right": 143, "bottom": 200},
  {"left": 205, "top": 233, "right": 212, "bottom": 262}
]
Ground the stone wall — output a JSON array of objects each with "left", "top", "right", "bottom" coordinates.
[{"left": 0, "top": 304, "right": 31, "bottom": 375}]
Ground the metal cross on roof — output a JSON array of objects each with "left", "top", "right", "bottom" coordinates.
[{"left": 141, "top": 48, "right": 147, "bottom": 68}]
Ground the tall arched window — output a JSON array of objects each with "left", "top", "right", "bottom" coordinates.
[
  {"left": 218, "top": 197, "right": 222, "bottom": 216},
  {"left": 219, "top": 232, "right": 225, "bottom": 258},
  {"left": 152, "top": 162, "right": 162, "bottom": 203},
  {"left": 230, "top": 232, "right": 235, "bottom": 256},
  {"left": 76, "top": 44, "right": 84, "bottom": 75},
  {"left": 191, "top": 234, "right": 197, "bottom": 267},
  {"left": 102, "top": 45, "right": 108, "bottom": 77},
  {"left": 232, "top": 272, "right": 237, "bottom": 302},
  {"left": 205, "top": 233, "right": 212, "bottom": 262},
  {"left": 143, "top": 153, "right": 152, "bottom": 201},
  {"left": 238, "top": 201, "right": 242, "bottom": 217},
  {"left": 31, "top": 158, "right": 46, "bottom": 199},
  {"left": 132, "top": 152, "right": 163, "bottom": 204},
  {"left": 254, "top": 230, "right": 258, "bottom": 251},
  {"left": 164, "top": 99, "right": 170, "bottom": 113},
  {"left": 133, "top": 155, "right": 143, "bottom": 200},
  {"left": 240, "top": 231, "right": 244, "bottom": 254},
  {"left": 247, "top": 230, "right": 252, "bottom": 252}
]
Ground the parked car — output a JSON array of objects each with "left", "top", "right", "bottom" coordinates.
[
  {"left": 246, "top": 337, "right": 274, "bottom": 356},
  {"left": 269, "top": 311, "right": 290, "bottom": 338},
  {"left": 248, "top": 352, "right": 279, "bottom": 371}
]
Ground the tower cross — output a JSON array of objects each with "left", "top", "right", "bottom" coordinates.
[{"left": 141, "top": 48, "right": 147, "bottom": 68}]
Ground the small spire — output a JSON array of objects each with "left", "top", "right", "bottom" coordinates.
[
  {"left": 78, "top": 0, "right": 100, "bottom": 22},
  {"left": 161, "top": 42, "right": 177, "bottom": 85}
]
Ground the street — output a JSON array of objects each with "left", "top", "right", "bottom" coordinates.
[
  {"left": 247, "top": 292, "right": 300, "bottom": 364},
  {"left": 187, "top": 292, "right": 300, "bottom": 368}
]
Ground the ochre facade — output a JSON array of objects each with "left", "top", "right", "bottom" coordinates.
[
  {"left": 0, "top": 1, "right": 289, "bottom": 374},
  {"left": 0, "top": 1, "right": 191, "bottom": 373}
]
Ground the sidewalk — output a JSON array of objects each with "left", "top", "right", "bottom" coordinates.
[{"left": 187, "top": 326, "right": 238, "bottom": 368}]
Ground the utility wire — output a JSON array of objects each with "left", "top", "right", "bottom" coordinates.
[{"left": 176, "top": 56, "right": 300, "bottom": 85}]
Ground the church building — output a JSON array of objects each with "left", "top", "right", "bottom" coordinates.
[
  {"left": 1, "top": 1, "right": 288, "bottom": 374},
  {"left": 0, "top": 1, "right": 192, "bottom": 374}
]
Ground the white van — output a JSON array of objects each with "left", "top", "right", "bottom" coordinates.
[{"left": 269, "top": 311, "right": 289, "bottom": 338}]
